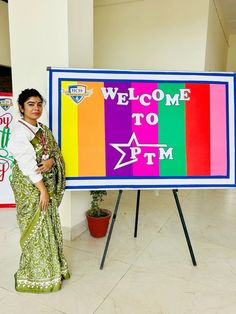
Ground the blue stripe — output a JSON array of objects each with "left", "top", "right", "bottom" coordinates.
[
  {"left": 65, "top": 183, "right": 236, "bottom": 190},
  {"left": 49, "top": 68, "right": 235, "bottom": 77}
]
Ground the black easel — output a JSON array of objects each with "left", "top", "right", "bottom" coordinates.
[
  {"left": 100, "top": 189, "right": 197, "bottom": 269},
  {"left": 100, "top": 190, "right": 123, "bottom": 269},
  {"left": 172, "top": 189, "right": 197, "bottom": 266}
]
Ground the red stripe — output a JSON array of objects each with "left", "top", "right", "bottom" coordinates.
[
  {"left": 185, "top": 83, "right": 211, "bottom": 176},
  {"left": 0, "top": 204, "right": 16, "bottom": 208},
  {"left": 0, "top": 92, "right": 12, "bottom": 96}
]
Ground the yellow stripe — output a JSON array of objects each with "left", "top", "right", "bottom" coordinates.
[{"left": 61, "top": 81, "right": 79, "bottom": 177}]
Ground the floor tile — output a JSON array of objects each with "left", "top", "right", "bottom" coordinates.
[{"left": 2, "top": 189, "right": 236, "bottom": 313}]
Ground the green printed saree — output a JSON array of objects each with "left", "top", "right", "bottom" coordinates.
[{"left": 11, "top": 124, "right": 70, "bottom": 293}]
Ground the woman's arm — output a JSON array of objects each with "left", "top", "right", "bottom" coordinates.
[
  {"left": 8, "top": 123, "right": 43, "bottom": 183},
  {"left": 34, "top": 180, "right": 49, "bottom": 210}
]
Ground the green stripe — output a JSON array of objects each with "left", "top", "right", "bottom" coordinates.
[{"left": 158, "top": 83, "right": 186, "bottom": 176}]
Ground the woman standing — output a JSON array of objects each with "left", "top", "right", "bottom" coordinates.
[{"left": 9, "top": 88, "right": 70, "bottom": 293}]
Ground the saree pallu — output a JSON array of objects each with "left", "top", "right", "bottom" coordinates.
[{"left": 11, "top": 124, "right": 70, "bottom": 293}]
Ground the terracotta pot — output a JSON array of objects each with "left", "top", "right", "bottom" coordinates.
[{"left": 86, "top": 209, "right": 111, "bottom": 238}]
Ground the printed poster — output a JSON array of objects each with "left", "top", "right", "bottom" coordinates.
[
  {"left": 0, "top": 93, "right": 15, "bottom": 206},
  {"left": 48, "top": 69, "right": 236, "bottom": 190}
]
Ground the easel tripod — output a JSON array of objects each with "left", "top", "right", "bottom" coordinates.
[{"left": 100, "top": 189, "right": 197, "bottom": 269}]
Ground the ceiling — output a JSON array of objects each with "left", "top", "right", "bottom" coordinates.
[
  {"left": 217, "top": 0, "right": 236, "bottom": 33},
  {"left": 95, "top": 0, "right": 236, "bottom": 34},
  {"left": 1, "top": 0, "right": 236, "bottom": 33}
]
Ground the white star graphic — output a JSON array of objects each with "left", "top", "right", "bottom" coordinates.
[{"left": 110, "top": 132, "right": 167, "bottom": 170}]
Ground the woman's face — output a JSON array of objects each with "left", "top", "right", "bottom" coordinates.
[{"left": 20, "top": 96, "right": 43, "bottom": 125}]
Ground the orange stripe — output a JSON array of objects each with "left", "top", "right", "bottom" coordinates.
[{"left": 77, "top": 81, "right": 105, "bottom": 176}]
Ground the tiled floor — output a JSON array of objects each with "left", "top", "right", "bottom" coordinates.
[{"left": 1, "top": 189, "right": 236, "bottom": 313}]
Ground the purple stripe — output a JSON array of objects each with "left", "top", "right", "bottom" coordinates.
[{"left": 105, "top": 81, "right": 133, "bottom": 176}]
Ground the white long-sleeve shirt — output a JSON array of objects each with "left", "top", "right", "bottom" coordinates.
[{"left": 8, "top": 119, "right": 43, "bottom": 183}]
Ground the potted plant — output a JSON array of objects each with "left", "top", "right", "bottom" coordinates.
[{"left": 86, "top": 190, "right": 111, "bottom": 238}]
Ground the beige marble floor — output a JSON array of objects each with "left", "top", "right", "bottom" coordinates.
[{"left": 1, "top": 189, "right": 236, "bottom": 313}]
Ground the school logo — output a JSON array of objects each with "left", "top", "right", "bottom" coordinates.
[
  {"left": 62, "top": 84, "right": 93, "bottom": 104},
  {"left": 0, "top": 98, "right": 13, "bottom": 111}
]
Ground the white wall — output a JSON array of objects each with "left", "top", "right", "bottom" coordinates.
[
  {"left": 68, "top": 0, "right": 93, "bottom": 68},
  {"left": 227, "top": 34, "right": 236, "bottom": 71},
  {"left": 8, "top": 0, "right": 69, "bottom": 121},
  {"left": 94, "top": 0, "right": 210, "bottom": 71},
  {"left": 204, "top": 0, "right": 228, "bottom": 71},
  {"left": 0, "top": 1, "right": 11, "bottom": 66}
]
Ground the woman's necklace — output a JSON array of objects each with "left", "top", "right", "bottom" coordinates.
[{"left": 18, "top": 120, "right": 49, "bottom": 160}]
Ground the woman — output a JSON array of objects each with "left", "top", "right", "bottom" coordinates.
[{"left": 9, "top": 88, "right": 70, "bottom": 293}]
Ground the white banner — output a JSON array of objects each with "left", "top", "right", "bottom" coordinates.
[{"left": 0, "top": 94, "right": 15, "bottom": 207}]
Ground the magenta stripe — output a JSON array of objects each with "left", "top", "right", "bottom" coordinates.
[
  {"left": 210, "top": 84, "right": 227, "bottom": 175},
  {"left": 105, "top": 81, "right": 133, "bottom": 176},
  {"left": 131, "top": 82, "right": 159, "bottom": 176}
]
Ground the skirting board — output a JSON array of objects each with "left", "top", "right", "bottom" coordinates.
[{"left": 62, "top": 219, "right": 87, "bottom": 241}]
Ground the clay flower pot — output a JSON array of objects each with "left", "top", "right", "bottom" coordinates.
[{"left": 86, "top": 209, "right": 111, "bottom": 238}]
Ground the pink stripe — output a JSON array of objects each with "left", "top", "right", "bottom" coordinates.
[
  {"left": 131, "top": 82, "right": 159, "bottom": 176},
  {"left": 210, "top": 84, "right": 227, "bottom": 175}
]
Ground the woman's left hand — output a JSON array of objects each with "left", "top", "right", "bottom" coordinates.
[{"left": 36, "top": 158, "right": 54, "bottom": 173}]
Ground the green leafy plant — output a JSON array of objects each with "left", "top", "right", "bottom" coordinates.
[{"left": 87, "top": 190, "right": 108, "bottom": 217}]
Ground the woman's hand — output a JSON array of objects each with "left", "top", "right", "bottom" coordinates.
[
  {"left": 37, "top": 158, "right": 54, "bottom": 173},
  {"left": 40, "top": 189, "right": 49, "bottom": 211},
  {"left": 34, "top": 180, "right": 49, "bottom": 211}
]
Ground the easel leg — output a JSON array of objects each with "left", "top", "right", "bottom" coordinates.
[
  {"left": 172, "top": 189, "right": 197, "bottom": 266},
  {"left": 134, "top": 190, "right": 141, "bottom": 238},
  {"left": 100, "top": 190, "right": 123, "bottom": 269}
]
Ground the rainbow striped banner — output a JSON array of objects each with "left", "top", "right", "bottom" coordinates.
[{"left": 48, "top": 69, "right": 236, "bottom": 190}]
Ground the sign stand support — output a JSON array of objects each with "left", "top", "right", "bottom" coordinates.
[
  {"left": 100, "top": 189, "right": 197, "bottom": 269},
  {"left": 172, "top": 189, "right": 197, "bottom": 266},
  {"left": 100, "top": 190, "right": 123, "bottom": 269},
  {"left": 134, "top": 189, "right": 141, "bottom": 238}
]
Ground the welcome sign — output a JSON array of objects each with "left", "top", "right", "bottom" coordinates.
[{"left": 48, "top": 69, "right": 236, "bottom": 189}]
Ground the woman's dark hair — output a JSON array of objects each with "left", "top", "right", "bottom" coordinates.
[{"left": 18, "top": 88, "right": 43, "bottom": 106}]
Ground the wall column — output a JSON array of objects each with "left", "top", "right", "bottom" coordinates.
[{"left": 8, "top": 0, "right": 93, "bottom": 240}]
